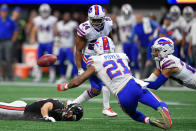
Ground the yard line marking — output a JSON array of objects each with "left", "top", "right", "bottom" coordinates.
[
  {"left": 21, "top": 97, "right": 194, "bottom": 106},
  {"left": 0, "top": 81, "right": 195, "bottom": 91}
]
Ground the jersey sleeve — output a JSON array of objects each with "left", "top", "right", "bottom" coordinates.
[
  {"left": 160, "top": 57, "right": 177, "bottom": 70},
  {"left": 77, "top": 23, "right": 87, "bottom": 37},
  {"left": 105, "top": 16, "right": 113, "bottom": 31},
  {"left": 86, "top": 56, "right": 101, "bottom": 72}
]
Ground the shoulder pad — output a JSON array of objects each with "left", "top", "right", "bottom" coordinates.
[
  {"left": 160, "top": 56, "right": 176, "bottom": 70},
  {"left": 77, "top": 21, "right": 90, "bottom": 37}
]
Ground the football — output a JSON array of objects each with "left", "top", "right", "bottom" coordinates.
[{"left": 37, "top": 54, "right": 57, "bottom": 67}]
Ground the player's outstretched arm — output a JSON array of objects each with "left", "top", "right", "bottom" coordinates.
[
  {"left": 30, "top": 25, "right": 38, "bottom": 44},
  {"left": 41, "top": 102, "right": 56, "bottom": 122},
  {"left": 57, "top": 66, "right": 95, "bottom": 91},
  {"left": 146, "top": 68, "right": 178, "bottom": 90}
]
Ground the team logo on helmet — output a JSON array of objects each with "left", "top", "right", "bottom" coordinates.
[{"left": 158, "top": 39, "right": 173, "bottom": 47}]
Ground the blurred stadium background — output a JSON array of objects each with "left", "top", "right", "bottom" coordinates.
[{"left": 0, "top": 0, "right": 196, "bottom": 130}]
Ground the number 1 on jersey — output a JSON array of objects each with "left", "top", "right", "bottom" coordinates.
[{"left": 103, "top": 59, "right": 131, "bottom": 79}]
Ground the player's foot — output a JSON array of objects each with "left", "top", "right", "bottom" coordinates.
[
  {"left": 102, "top": 107, "right": 118, "bottom": 117},
  {"left": 149, "top": 117, "right": 166, "bottom": 129},
  {"left": 33, "top": 78, "right": 41, "bottom": 83},
  {"left": 157, "top": 107, "right": 172, "bottom": 129}
]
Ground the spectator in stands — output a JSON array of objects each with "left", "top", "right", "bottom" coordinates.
[
  {"left": 129, "top": 13, "right": 159, "bottom": 79},
  {"left": 11, "top": 7, "right": 26, "bottom": 63},
  {"left": 0, "top": 4, "right": 18, "bottom": 81}
]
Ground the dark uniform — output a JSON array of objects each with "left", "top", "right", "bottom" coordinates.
[{"left": 24, "top": 99, "right": 64, "bottom": 121}]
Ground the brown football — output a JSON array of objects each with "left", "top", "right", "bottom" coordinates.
[{"left": 37, "top": 54, "right": 57, "bottom": 67}]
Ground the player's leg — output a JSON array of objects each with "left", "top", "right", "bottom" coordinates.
[
  {"left": 102, "top": 86, "right": 117, "bottom": 117},
  {"left": 0, "top": 100, "right": 27, "bottom": 117},
  {"left": 56, "top": 48, "right": 67, "bottom": 84},
  {"left": 139, "top": 89, "right": 172, "bottom": 129},
  {"left": 33, "top": 43, "right": 44, "bottom": 82},
  {"left": 47, "top": 42, "right": 56, "bottom": 83},
  {"left": 65, "top": 48, "right": 78, "bottom": 77},
  {"left": 117, "top": 79, "right": 147, "bottom": 123}
]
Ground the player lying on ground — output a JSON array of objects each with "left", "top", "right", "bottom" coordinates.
[
  {"left": 57, "top": 36, "right": 172, "bottom": 130},
  {"left": 0, "top": 98, "right": 83, "bottom": 122},
  {"left": 145, "top": 37, "right": 196, "bottom": 90}
]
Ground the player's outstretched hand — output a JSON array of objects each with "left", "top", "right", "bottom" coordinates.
[
  {"left": 43, "top": 116, "right": 56, "bottom": 122},
  {"left": 57, "top": 82, "right": 69, "bottom": 91}
]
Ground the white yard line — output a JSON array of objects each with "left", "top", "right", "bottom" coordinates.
[
  {"left": 0, "top": 81, "right": 195, "bottom": 91},
  {"left": 21, "top": 97, "right": 194, "bottom": 106}
]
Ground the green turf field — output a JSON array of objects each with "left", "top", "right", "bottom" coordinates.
[{"left": 0, "top": 82, "right": 196, "bottom": 131}]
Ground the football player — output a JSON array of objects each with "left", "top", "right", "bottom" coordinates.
[
  {"left": 57, "top": 36, "right": 172, "bottom": 130},
  {"left": 116, "top": 4, "right": 139, "bottom": 73},
  {"left": 145, "top": 37, "right": 196, "bottom": 90},
  {"left": 182, "top": 6, "right": 195, "bottom": 62},
  {"left": 74, "top": 5, "right": 117, "bottom": 117},
  {"left": 31, "top": 4, "right": 58, "bottom": 83},
  {"left": 56, "top": 12, "right": 78, "bottom": 84},
  {"left": 0, "top": 99, "right": 83, "bottom": 122}
]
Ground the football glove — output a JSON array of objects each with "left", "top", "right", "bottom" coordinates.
[
  {"left": 57, "top": 82, "right": 69, "bottom": 91},
  {"left": 43, "top": 116, "right": 56, "bottom": 122},
  {"left": 78, "top": 68, "right": 84, "bottom": 76}
]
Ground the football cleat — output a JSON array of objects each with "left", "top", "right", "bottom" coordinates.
[
  {"left": 157, "top": 107, "right": 172, "bottom": 129},
  {"left": 102, "top": 107, "right": 118, "bottom": 117},
  {"left": 149, "top": 117, "right": 166, "bottom": 130}
]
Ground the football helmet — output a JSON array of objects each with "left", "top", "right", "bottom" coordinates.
[
  {"left": 169, "top": 5, "right": 181, "bottom": 21},
  {"left": 39, "top": 4, "right": 51, "bottom": 18},
  {"left": 62, "top": 103, "right": 83, "bottom": 121},
  {"left": 183, "top": 6, "right": 194, "bottom": 22},
  {"left": 94, "top": 36, "right": 115, "bottom": 55},
  {"left": 88, "top": 5, "right": 105, "bottom": 30},
  {"left": 121, "top": 4, "right": 133, "bottom": 19},
  {"left": 151, "top": 37, "right": 174, "bottom": 61}
]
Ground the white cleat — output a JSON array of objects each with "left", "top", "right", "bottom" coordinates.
[{"left": 102, "top": 108, "right": 118, "bottom": 117}]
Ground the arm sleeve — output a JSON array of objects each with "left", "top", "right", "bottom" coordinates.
[
  {"left": 86, "top": 56, "right": 101, "bottom": 72},
  {"left": 146, "top": 74, "right": 168, "bottom": 90},
  {"left": 160, "top": 58, "right": 177, "bottom": 70}
]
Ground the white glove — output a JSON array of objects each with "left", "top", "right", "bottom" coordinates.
[
  {"left": 78, "top": 68, "right": 84, "bottom": 76},
  {"left": 43, "top": 116, "right": 56, "bottom": 122}
]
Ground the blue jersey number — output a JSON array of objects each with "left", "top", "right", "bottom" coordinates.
[
  {"left": 180, "top": 60, "right": 196, "bottom": 73},
  {"left": 103, "top": 59, "right": 131, "bottom": 79}
]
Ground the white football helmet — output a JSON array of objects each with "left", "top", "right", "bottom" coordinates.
[
  {"left": 121, "top": 4, "right": 133, "bottom": 19},
  {"left": 152, "top": 37, "right": 174, "bottom": 61},
  {"left": 88, "top": 5, "right": 105, "bottom": 30},
  {"left": 169, "top": 5, "right": 181, "bottom": 21},
  {"left": 94, "top": 36, "right": 115, "bottom": 55},
  {"left": 39, "top": 4, "right": 51, "bottom": 18},
  {"left": 183, "top": 6, "right": 194, "bottom": 22}
]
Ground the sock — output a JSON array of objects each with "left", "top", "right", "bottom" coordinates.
[
  {"left": 49, "top": 68, "right": 56, "bottom": 80},
  {"left": 72, "top": 90, "right": 91, "bottom": 104},
  {"left": 144, "top": 117, "right": 150, "bottom": 124},
  {"left": 102, "top": 86, "right": 110, "bottom": 109}
]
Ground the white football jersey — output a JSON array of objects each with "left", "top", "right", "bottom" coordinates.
[
  {"left": 33, "top": 16, "right": 57, "bottom": 43},
  {"left": 170, "top": 16, "right": 186, "bottom": 33},
  {"left": 184, "top": 18, "right": 196, "bottom": 43},
  {"left": 87, "top": 53, "right": 133, "bottom": 95},
  {"left": 57, "top": 20, "right": 78, "bottom": 48},
  {"left": 77, "top": 17, "right": 113, "bottom": 55},
  {"left": 116, "top": 15, "right": 136, "bottom": 43},
  {"left": 155, "top": 55, "right": 196, "bottom": 89}
]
